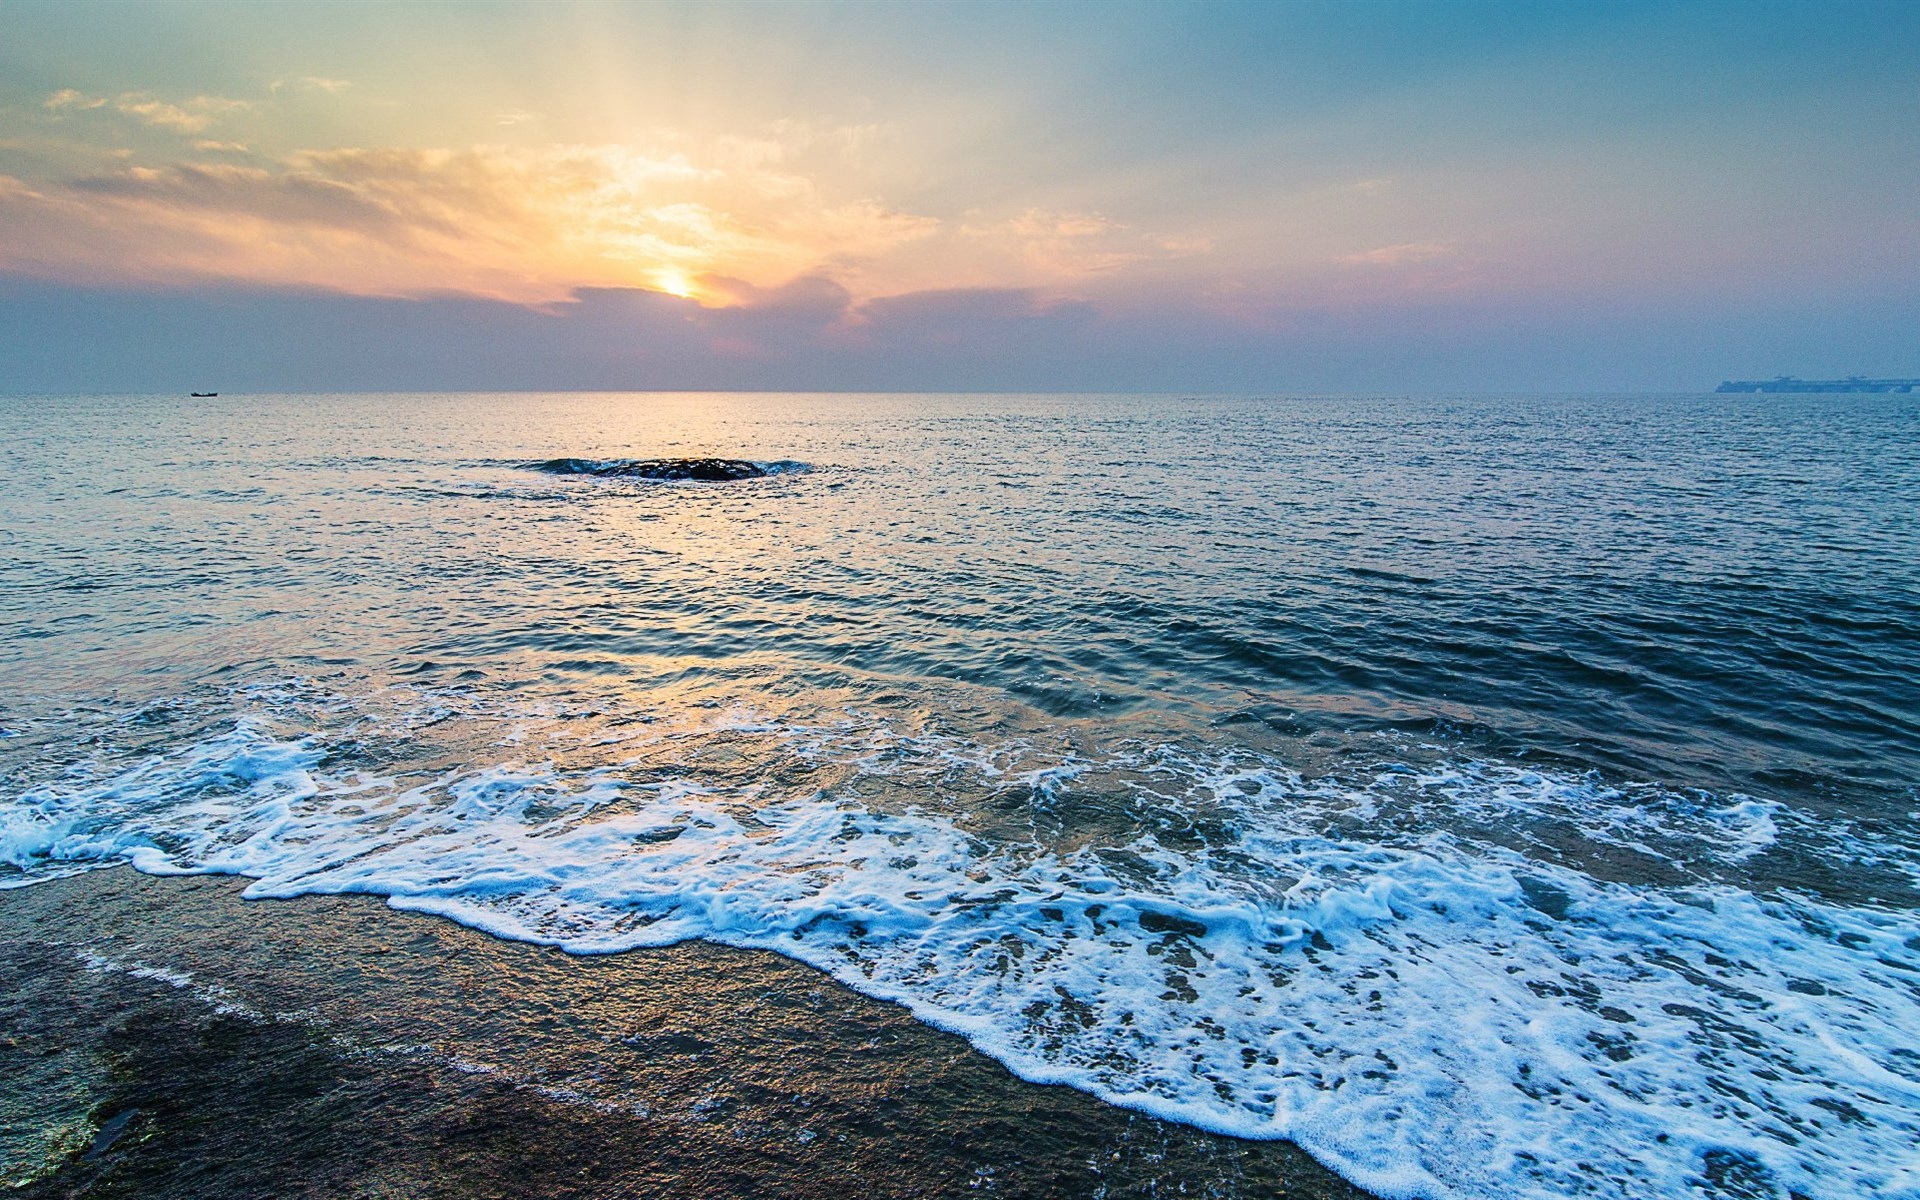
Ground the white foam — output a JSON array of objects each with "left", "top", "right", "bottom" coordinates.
[
  {"left": 6, "top": 702, "right": 1919, "bottom": 1200},
  {"left": 75, "top": 948, "right": 263, "bottom": 1019}
]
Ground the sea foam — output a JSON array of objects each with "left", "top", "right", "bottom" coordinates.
[{"left": 4, "top": 694, "right": 1917, "bottom": 1200}]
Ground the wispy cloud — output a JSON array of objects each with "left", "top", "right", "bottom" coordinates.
[
  {"left": 1338, "top": 241, "right": 1453, "bottom": 266},
  {"left": 267, "top": 76, "right": 353, "bottom": 96},
  {"left": 116, "top": 96, "right": 248, "bottom": 133},
  {"left": 43, "top": 89, "right": 107, "bottom": 111},
  {"left": 957, "top": 208, "right": 1208, "bottom": 280},
  {"left": 43, "top": 89, "right": 251, "bottom": 133}
]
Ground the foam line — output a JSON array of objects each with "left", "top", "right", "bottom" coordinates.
[{"left": 5, "top": 704, "right": 1918, "bottom": 1200}]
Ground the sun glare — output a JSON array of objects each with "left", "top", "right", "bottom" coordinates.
[{"left": 653, "top": 268, "right": 699, "bottom": 299}]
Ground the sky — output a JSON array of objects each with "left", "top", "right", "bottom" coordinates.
[{"left": 1, "top": 0, "right": 1916, "bottom": 392}]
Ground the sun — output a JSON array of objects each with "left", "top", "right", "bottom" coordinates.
[{"left": 652, "top": 268, "right": 699, "bottom": 299}]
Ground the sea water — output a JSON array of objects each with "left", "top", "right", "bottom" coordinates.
[{"left": 2, "top": 391, "right": 1916, "bottom": 1199}]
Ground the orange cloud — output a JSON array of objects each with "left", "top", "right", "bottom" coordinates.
[
  {"left": 2, "top": 104, "right": 1206, "bottom": 307},
  {"left": 0, "top": 143, "right": 939, "bottom": 305}
]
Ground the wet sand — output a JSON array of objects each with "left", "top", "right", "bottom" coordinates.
[{"left": 1, "top": 869, "right": 1377, "bottom": 1199}]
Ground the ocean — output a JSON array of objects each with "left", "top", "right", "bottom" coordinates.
[{"left": 2, "top": 391, "right": 1916, "bottom": 1199}]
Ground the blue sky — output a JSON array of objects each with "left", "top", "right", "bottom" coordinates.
[{"left": 1, "top": 0, "right": 1915, "bottom": 391}]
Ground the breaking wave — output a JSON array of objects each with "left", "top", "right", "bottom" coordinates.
[{"left": 5, "top": 687, "right": 1917, "bottom": 1200}]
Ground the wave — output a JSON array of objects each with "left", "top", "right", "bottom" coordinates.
[{"left": 4, "top": 689, "right": 1918, "bottom": 1200}]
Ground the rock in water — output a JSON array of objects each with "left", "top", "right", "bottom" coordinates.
[
  {"left": 624, "top": 458, "right": 768, "bottom": 481},
  {"left": 533, "top": 457, "right": 769, "bottom": 481}
]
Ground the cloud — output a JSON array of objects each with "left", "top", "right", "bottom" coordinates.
[
  {"left": 1338, "top": 241, "right": 1454, "bottom": 266},
  {"left": 0, "top": 273, "right": 1145, "bottom": 391},
  {"left": 66, "top": 161, "right": 412, "bottom": 234},
  {"left": 856, "top": 287, "right": 1096, "bottom": 346},
  {"left": 699, "top": 273, "right": 853, "bottom": 317},
  {"left": 268, "top": 77, "right": 353, "bottom": 96},
  {"left": 121, "top": 96, "right": 249, "bottom": 133},
  {"left": 1155, "top": 234, "right": 1214, "bottom": 256},
  {"left": 11, "top": 270, "right": 1919, "bottom": 394},
  {"left": 44, "top": 89, "right": 107, "bottom": 111},
  {"left": 0, "top": 143, "right": 941, "bottom": 305},
  {"left": 43, "top": 89, "right": 251, "bottom": 133},
  {"left": 707, "top": 120, "right": 892, "bottom": 171},
  {"left": 0, "top": 110, "right": 1197, "bottom": 309},
  {"left": 949, "top": 208, "right": 1209, "bottom": 285}
]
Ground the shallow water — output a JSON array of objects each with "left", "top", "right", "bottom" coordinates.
[{"left": 3, "top": 392, "right": 1917, "bottom": 1199}]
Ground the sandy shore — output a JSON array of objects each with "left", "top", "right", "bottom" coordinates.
[{"left": 1, "top": 868, "right": 1377, "bottom": 1199}]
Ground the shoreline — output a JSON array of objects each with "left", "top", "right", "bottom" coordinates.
[{"left": 1, "top": 867, "right": 1378, "bottom": 1199}]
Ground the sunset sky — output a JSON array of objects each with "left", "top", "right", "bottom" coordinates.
[{"left": 2, "top": 0, "right": 1916, "bottom": 392}]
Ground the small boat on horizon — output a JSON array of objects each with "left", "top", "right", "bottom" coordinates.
[{"left": 190, "top": 391, "right": 218, "bottom": 397}]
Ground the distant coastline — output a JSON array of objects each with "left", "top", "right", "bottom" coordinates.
[{"left": 1716, "top": 376, "right": 1918, "bottom": 393}]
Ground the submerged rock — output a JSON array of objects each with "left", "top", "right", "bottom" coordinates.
[{"left": 534, "top": 457, "right": 769, "bottom": 481}]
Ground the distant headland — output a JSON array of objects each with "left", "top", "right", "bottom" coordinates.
[{"left": 1716, "top": 376, "right": 1918, "bottom": 393}]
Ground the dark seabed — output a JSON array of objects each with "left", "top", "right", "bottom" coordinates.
[{"left": 2, "top": 391, "right": 1917, "bottom": 1199}]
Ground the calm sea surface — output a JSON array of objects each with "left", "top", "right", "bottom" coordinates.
[{"left": 3, "top": 392, "right": 1917, "bottom": 1199}]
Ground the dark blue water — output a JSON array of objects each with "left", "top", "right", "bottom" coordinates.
[{"left": 3, "top": 392, "right": 1917, "bottom": 1199}]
